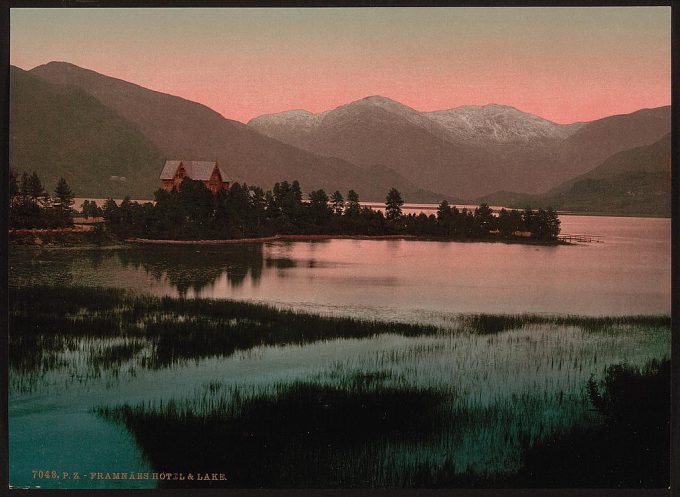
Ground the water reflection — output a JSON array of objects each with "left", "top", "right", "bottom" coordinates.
[
  {"left": 265, "top": 257, "right": 297, "bottom": 269},
  {"left": 115, "top": 245, "right": 265, "bottom": 295},
  {"left": 8, "top": 215, "right": 671, "bottom": 319}
]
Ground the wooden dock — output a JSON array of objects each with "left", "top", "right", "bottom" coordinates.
[{"left": 558, "top": 233, "right": 603, "bottom": 243}]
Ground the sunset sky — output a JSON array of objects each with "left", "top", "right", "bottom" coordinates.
[{"left": 10, "top": 7, "right": 671, "bottom": 124}]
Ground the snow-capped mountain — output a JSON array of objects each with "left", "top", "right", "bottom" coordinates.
[
  {"left": 250, "top": 99, "right": 583, "bottom": 149},
  {"left": 249, "top": 109, "right": 324, "bottom": 135},
  {"left": 249, "top": 96, "right": 455, "bottom": 151},
  {"left": 332, "top": 96, "right": 451, "bottom": 138},
  {"left": 248, "top": 109, "right": 326, "bottom": 151},
  {"left": 425, "top": 104, "right": 584, "bottom": 145},
  {"left": 248, "top": 96, "right": 669, "bottom": 198}
]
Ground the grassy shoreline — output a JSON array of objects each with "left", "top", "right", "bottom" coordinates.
[
  {"left": 9, "top": 285, "right": 670, "bottom": 375},
  {"left": 93, "top": 359, "right": 670, "bottom": 488}
]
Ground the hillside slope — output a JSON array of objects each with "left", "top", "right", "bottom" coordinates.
[
  {"left": 29, "top": 62, "right": 440, "bottom": 202},
  {"left": 10, "top": 66, "right": 165, "bottom": 199},
  {"left": 477, "top": 134, "right": 671, "bottom": 216},
  {"left": 555, "top": 107, "right": 671, "bottom": 180}
]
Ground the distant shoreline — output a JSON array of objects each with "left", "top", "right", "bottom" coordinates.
[
  {"left": 125, "top": 234, "right": 567, "bottom": 246},
  {"left": 8, "top": 230, "right": 569, "bottom": 247},
  {"left": 126, "top": 234, "right": 412, "bottom": 244},
  {"left": 8, "top": 233, "right": 568, "bottom": 248},
  {"left": 71, "top": 198, "right": 670, "bottom": 220}
]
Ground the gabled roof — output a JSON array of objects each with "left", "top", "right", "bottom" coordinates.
[{"left": 159, "top": 160, "right": 229, "bottom": 181}]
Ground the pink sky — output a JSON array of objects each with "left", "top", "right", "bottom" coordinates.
[{"left": 10, "top": 7, "right": 671, "bottom": 124}]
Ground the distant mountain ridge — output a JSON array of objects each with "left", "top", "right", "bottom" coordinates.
[
  {"left": 250, "top": 99, "right": 582, "bottom": 147},
  {"left": 11, "top": 60, "right": 671, "bottom": 214},
  {"left": 20, "top": 62, "right": 445, "bottom": 202},
  {"left": 425, "top": 104, "right": 584, "bottom": 144},
  {"left": 249, "top": 96, "right": 670, "bottom": 199},
  {"left": 553, "top": 107, "right": 672, "bottom": 181}
]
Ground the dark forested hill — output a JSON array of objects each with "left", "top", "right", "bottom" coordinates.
[
  {"left": 477, "top": 134, "right": 671, "bottom": 217},
  {"left": 26, "top": 62, "right": 441, "bottom": 202},
  {"left": 10, "top": 65, "right": 165, "bottom": 198}
]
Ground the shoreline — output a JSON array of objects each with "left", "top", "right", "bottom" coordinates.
[
  {"left": 125, "top": 234, "right": 568, "bottom": 246},
  {"left": 126, "top": 234, "right": 416, "bottom": 245},
  {"left": 8, "top": 231, "right": 569, "bottom": 248},
  {"left": 70, "top": 198, "right": 670, "bottom": 219}
]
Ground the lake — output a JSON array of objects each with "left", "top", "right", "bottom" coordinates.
[
  {"left": 10, "top": 215, "right": 671, "bottom": 321},
  {"left": 8, "top": 214, "right": 671, "bottom": 488}
]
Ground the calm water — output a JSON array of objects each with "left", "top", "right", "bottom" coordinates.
[
  {"left": 8, "top": 214, "right": 671, "bottom": 488},
  {"left": 10, "top": 215, "right": 671, "bottom": 322}
]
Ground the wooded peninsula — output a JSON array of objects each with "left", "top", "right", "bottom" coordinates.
[{"left": 9, "top": 172, "right": 562, "bottom": 244}]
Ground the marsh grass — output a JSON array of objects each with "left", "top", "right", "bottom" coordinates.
[
  {"left": 9, "top": 285, "right": 439, "bottom": 376},
  {"left": 461, "top": 313, "right": 670, "bottom": 335},
  {"left": 9, "top": 285, "right": 669, "bottom": 386},
  {"left": 95, "top": 376, "right": 454, "bottom": 487},
  {"left": 9, "top": 286, "right": 671, "bottom": 486},
  {"left": 93, "top": 359, "right": 669, "bottom": 487}
]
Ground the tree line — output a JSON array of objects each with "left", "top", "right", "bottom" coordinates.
[
  {"left": 8, "top": 172, "right": 560, "bottom": 241},
  {"left": 101, "top": 179, "right": 561, "bottom": 242},
  {"left": 9, "top": 170, "right": 75, "bottom": 228}
]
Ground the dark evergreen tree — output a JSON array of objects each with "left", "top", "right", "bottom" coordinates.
[
  {"left": 308, "top": 189, "right": 331, "bottom": 223},
  {"left": 103, "top": 198, "right": 121, "bottom": 226},
  {"left": 345, "top": 190, "right": 360, "bottom": 217},
  {"left": 264, "top": 190, "right": 279, "bottom": 218},
  {"left": 54, "top": 177, "right": 74, "bottom": 210},
  {"left": 291, "top": 180, "right": 303, "bottom": 204},
  {"left": 497, "top": 209, "right": 512, "bottom": 238},
  {"left": 27, "top": 172, "right": 45, "bottom": 202},
  {"left": 273, "top": 181, "right": 290, "bottom": 210},
  {"left": 178, "top": 179, "right": 214, "bottom": 230},
  {"left": 436, "top": 200, "right": 452, "bottom": 221},
  {"left": 281, "top": 180, "right": 303, "bottom": 218},
  {"left": 522, "top": 206, "right": 535, "bottom": 234},
  {"left": 19, "top": 172, "right": 30, "bottom": 198},
  {"left": 80, "top": 200, "right": 91, "bottom": 217},
  {"left": 330, "top": 190, "right": 345, "bottom": 216},
  {"left": 532, "top": 208, "right": 561, "bottom": 241},
  {"left": 385, "top": 188, "right": 404, "bottom": 221},
  {"left": 546, "top": 207, "right": 561, "bottom": 240},
  {"left": 87, "top": 201, "right": 104, "bottom": 218},
  {"left": 474, "top": 203, "right": 495, "bottom": 233},
  {"left": 249, "top": 186, "right": 267, "bottom": 230}
]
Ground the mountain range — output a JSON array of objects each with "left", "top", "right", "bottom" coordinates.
[
  {"left": 9, "top": 61, "right": 672, "bottom": 215},
  {"left": 13, "top": 62, "right": 441, "bottom": 202},
  {"left": 249, "top": 97, "right": 670, "bottom": 202}
]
